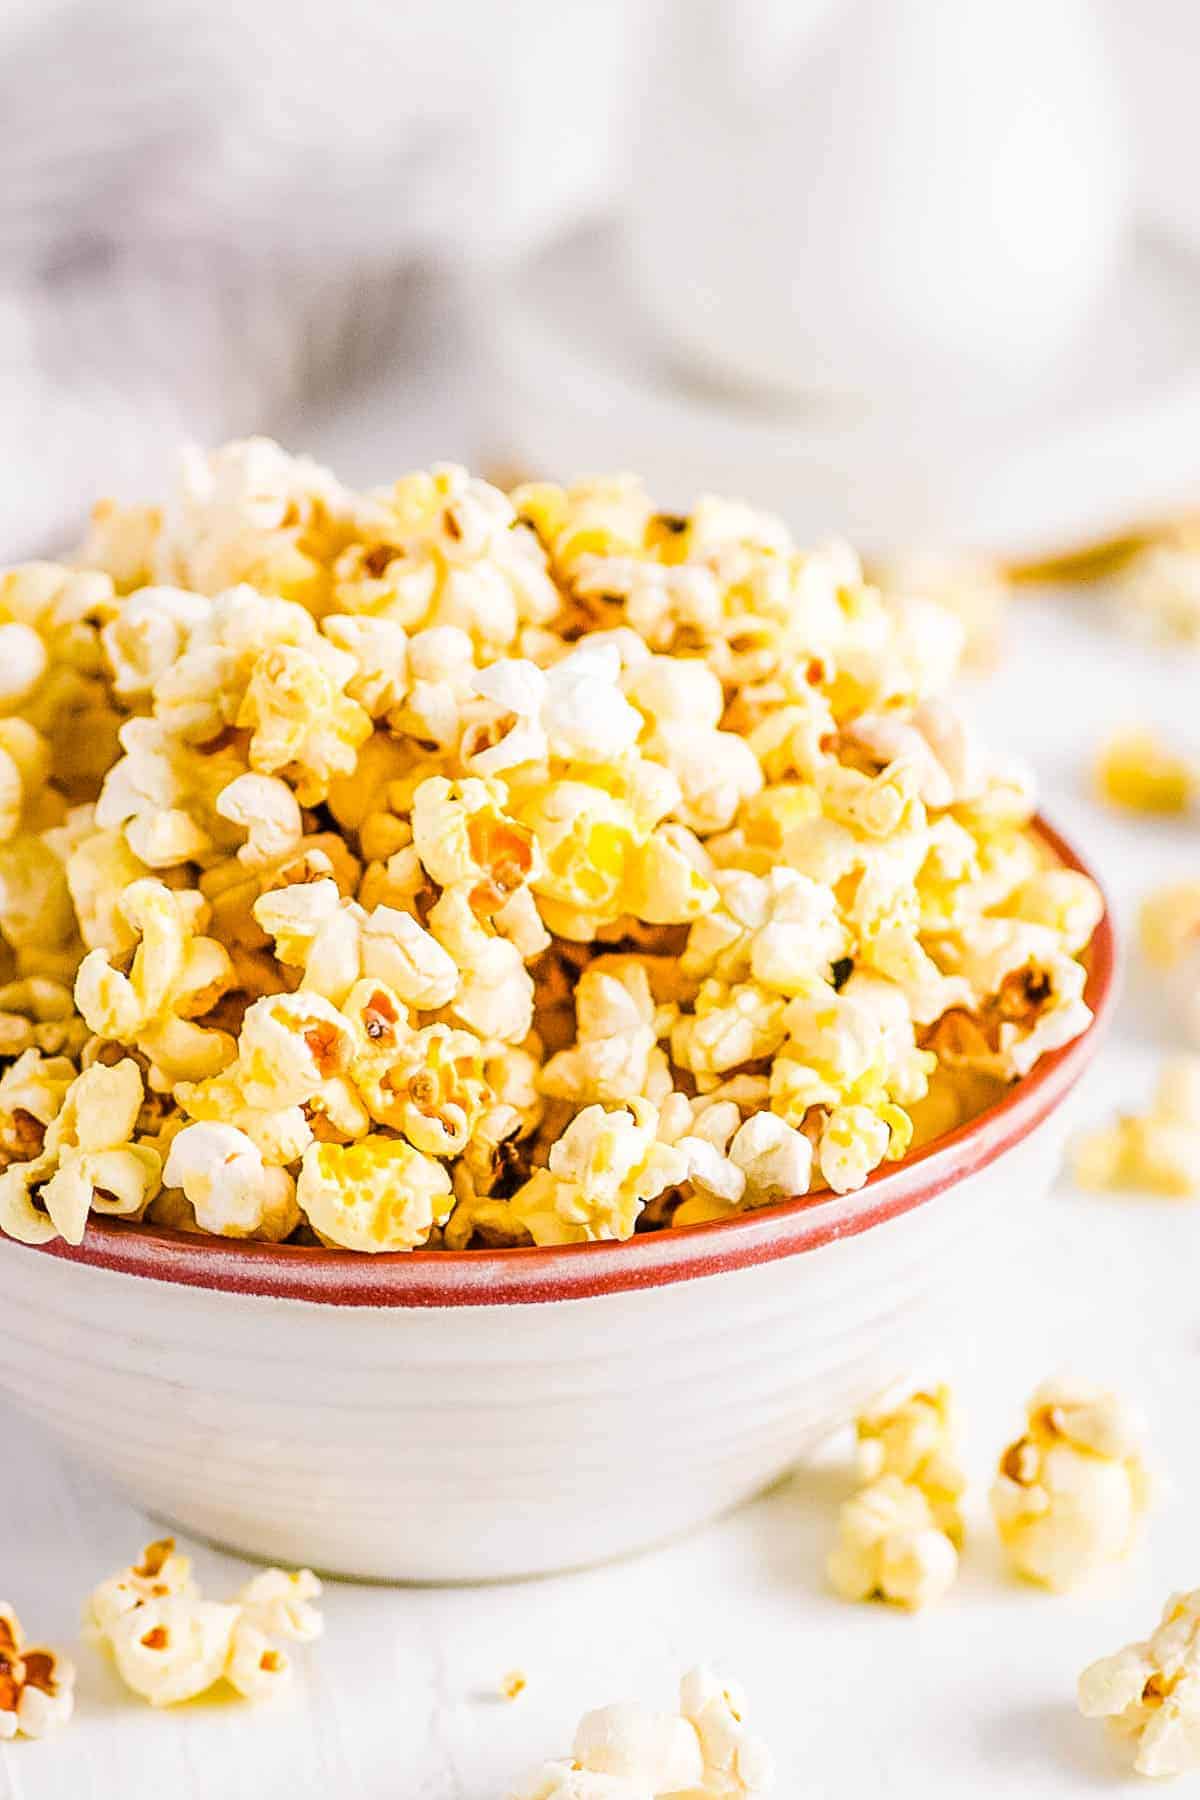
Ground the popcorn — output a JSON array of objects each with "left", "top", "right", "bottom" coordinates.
[
  {"left": 572, "top": 1701, "right": 704, "bottom": 1792},
  {"left": 0, "top": 441, "right": 1102, "bottom": 1258},
  {"left": 513, "top": 1664, "right": 773, "bottom": 1800},
  {"left": 296, "top": 1135, "right": 453, "bottom": 1251},
  {"left": 508, "top": 1101, "right": 689, "bottom": 1245},
  {"left": 1140, "top": 883, "right": 1200, "bottom": 1045},
  {"left": 925, "top": 921, "right": 1092, "bottom": 1081},
  {"left": 74, "top": 879, "right": 235, "bottom": 1087},
  {"left": 254, "top": 879, "right": 459, "bottom": 1012},
  {"left": 87, "top": 1538, "right": 322, "bottom": 1709},
  {"left": 1072, "top": 1058, "right": 1200, "bottom": 1197},
  {"left": 215, "top": 772, "right": 304, "bottom": 869},
  {"left": 872, "top": 550, "right": 1008, "bottom": 668},
  {"left": 84, "top": 1536, "right": 199, "bottom": 1640},
  {"left": 1114, "top": 544, "right": 1200, "bottom": 644},
  {"left": 0, "top": 1058, "right": 161, "bottom": 1245},
  {"left": 1095, "top": 727, "right": 1194, "bottom": 814},
  {"left": 1079, "top": 1589, "right": 1200, "bottom": 1778},
  {"left": 238, "top": 640, "right": 372, "bottom": 805},
  {"left": 106, "top": 1597, "right": 241, "bottom": 1707},
  {"left": 0, "top": 1606, "right": 75, "bottom": 1739},
  {"left": 990, "top": 1378, "right": 1150, "bottom": 1590},
  {"left": 678, "top": 1665, "right": 776, "bottom": 1797},
  {"left": 163, "top": 1122, "right": 299, "bottom": 1240},
  {"left": 427, "top": 883, "right": 534, "bottom": 1042},
  {"left": 828, "top": 1474, "right": 959, "bottom": 1609},
  {"left": 540, "top": 961, "right": 664, "bottom": 1105},
  {"left": 727, "top": 1112, "right": 813, "bottom": 1205},
  {"left": 101, "top": 586, "right": 211, "bottom": 701},
  {"left": 855, "top": 1383, "right": 965, "bottom": 1543}
]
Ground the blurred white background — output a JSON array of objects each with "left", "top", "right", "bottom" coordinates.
[{"left": 4, "top": 0, "right": 1200, "bottom": 554}]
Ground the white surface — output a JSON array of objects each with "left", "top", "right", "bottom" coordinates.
[{"left": 3, "top": 543, "right": 1199, "bottom": 1798}]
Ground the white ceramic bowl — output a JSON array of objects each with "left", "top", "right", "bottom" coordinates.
[{"left": 0, "top": 819, "right": 1114, "bottom": 1583}]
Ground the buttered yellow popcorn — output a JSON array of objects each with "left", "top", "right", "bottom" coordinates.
[
  {"left": 1079, "top": 1589, "right": 1200, "bottom": 1779},
  {"left": 509, "top": 1100, "right": 688, "bottom": 1245},
  {"left": 990, "top": 1378, "right": 1150, "bottom": 1591},
  {"left": 297, "top": 1135, "right": 452, "bottom": 1251},
  {"left": 0, "top": 441, "right": 1103, "bottom": 1258},
  {"left": 1072, "top": 1058, "right": 1200, "bottom": 1197},
  {"left": 1096, "top": 726, "right": 1194, "bottom": 814}
]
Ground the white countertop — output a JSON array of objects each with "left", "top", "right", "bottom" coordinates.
[{"left": 3, "top": 473, "right": 1199, "bottom": 1799}]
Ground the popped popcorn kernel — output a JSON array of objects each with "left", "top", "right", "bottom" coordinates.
[
  {"left": 296, "top": 1134, "right": 453, "bottom": 1252},
  {"left": 86, "top": 1540, "right": 322, "bottom": 1709},
  {"left": 0, "top": 1605, "right": 75, "bottom": 1740},
  {"left": 828, "top": 1474, "right": 959, "bottom": 1609},
  {"left": 1079, "top": 1588, "right": 1200, "bottom": 1778},
  {"left": 1072, "top": 1058, "right": 1200, "bottom": 1197},
  {"left": 990, "top": 1377, "right": 1150, "bottom": 1590},
  {"left": 855, "top": 1382, "right": 966, "bottom": 1543},
  {"left": 513, "top": 1664, "right": 773, "bottom": 1800},
  {"left": 0, "top": 440, "right": 1102, "bottom": 1259},
  {"left": 1095, "top": 727, "right": 1194, "bottom": 814}
]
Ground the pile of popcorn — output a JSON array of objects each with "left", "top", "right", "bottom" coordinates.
[{"left": 0, "top": 439, "right": 1103, "bottom": 1255}]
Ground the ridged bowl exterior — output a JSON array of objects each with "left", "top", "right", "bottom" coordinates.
[{"left": 0, "top": 1094, "right": 1082, "bottom": 1582}]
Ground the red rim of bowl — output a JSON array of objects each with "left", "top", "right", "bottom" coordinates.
[{"left": 6, "top": 814, "right": 1115, "bottom": 1308}]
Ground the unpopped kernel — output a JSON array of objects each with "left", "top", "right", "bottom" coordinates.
[{"left": 0, "top": 442, "right": 1103, "bottom": 1255}]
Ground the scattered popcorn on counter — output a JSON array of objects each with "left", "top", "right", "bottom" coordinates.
[
  {"left": 1114, "top": 544, "right": 1200, "bottom": 645},
  {"left": 990, "top": 1378, "right": 1150, "bottom": 1591},
  {"left": 0, "top": 441, "right": 1103, "bottom": 1254},
  {"left": 1072, "top": 1058, "right": 1200, "bottom": 1197},
  {"left": 1140, "top": 883, "right": 1200, "bottom": 1047},
  {"left": 510, "top": 1666, "right": 774, "bottom": 1799},
  {"left": 1079, "top": 1589, "right": 1200, "bottom": 1778},
  {"left": 855, "top": 1383, "right": 966, "bottom": 1544},
  {"left": 0, "top": 1605, "right": 75, "bottom": 1739},
  {"left": 827, "top": 1473, "right": 959, "bottom": 1610},
  {"left": 85, "top": 1539, "right": 321, "bottom": 1707},
  {"left": 1095, "top": 728, "right": 1195, "bottom": 815}
]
